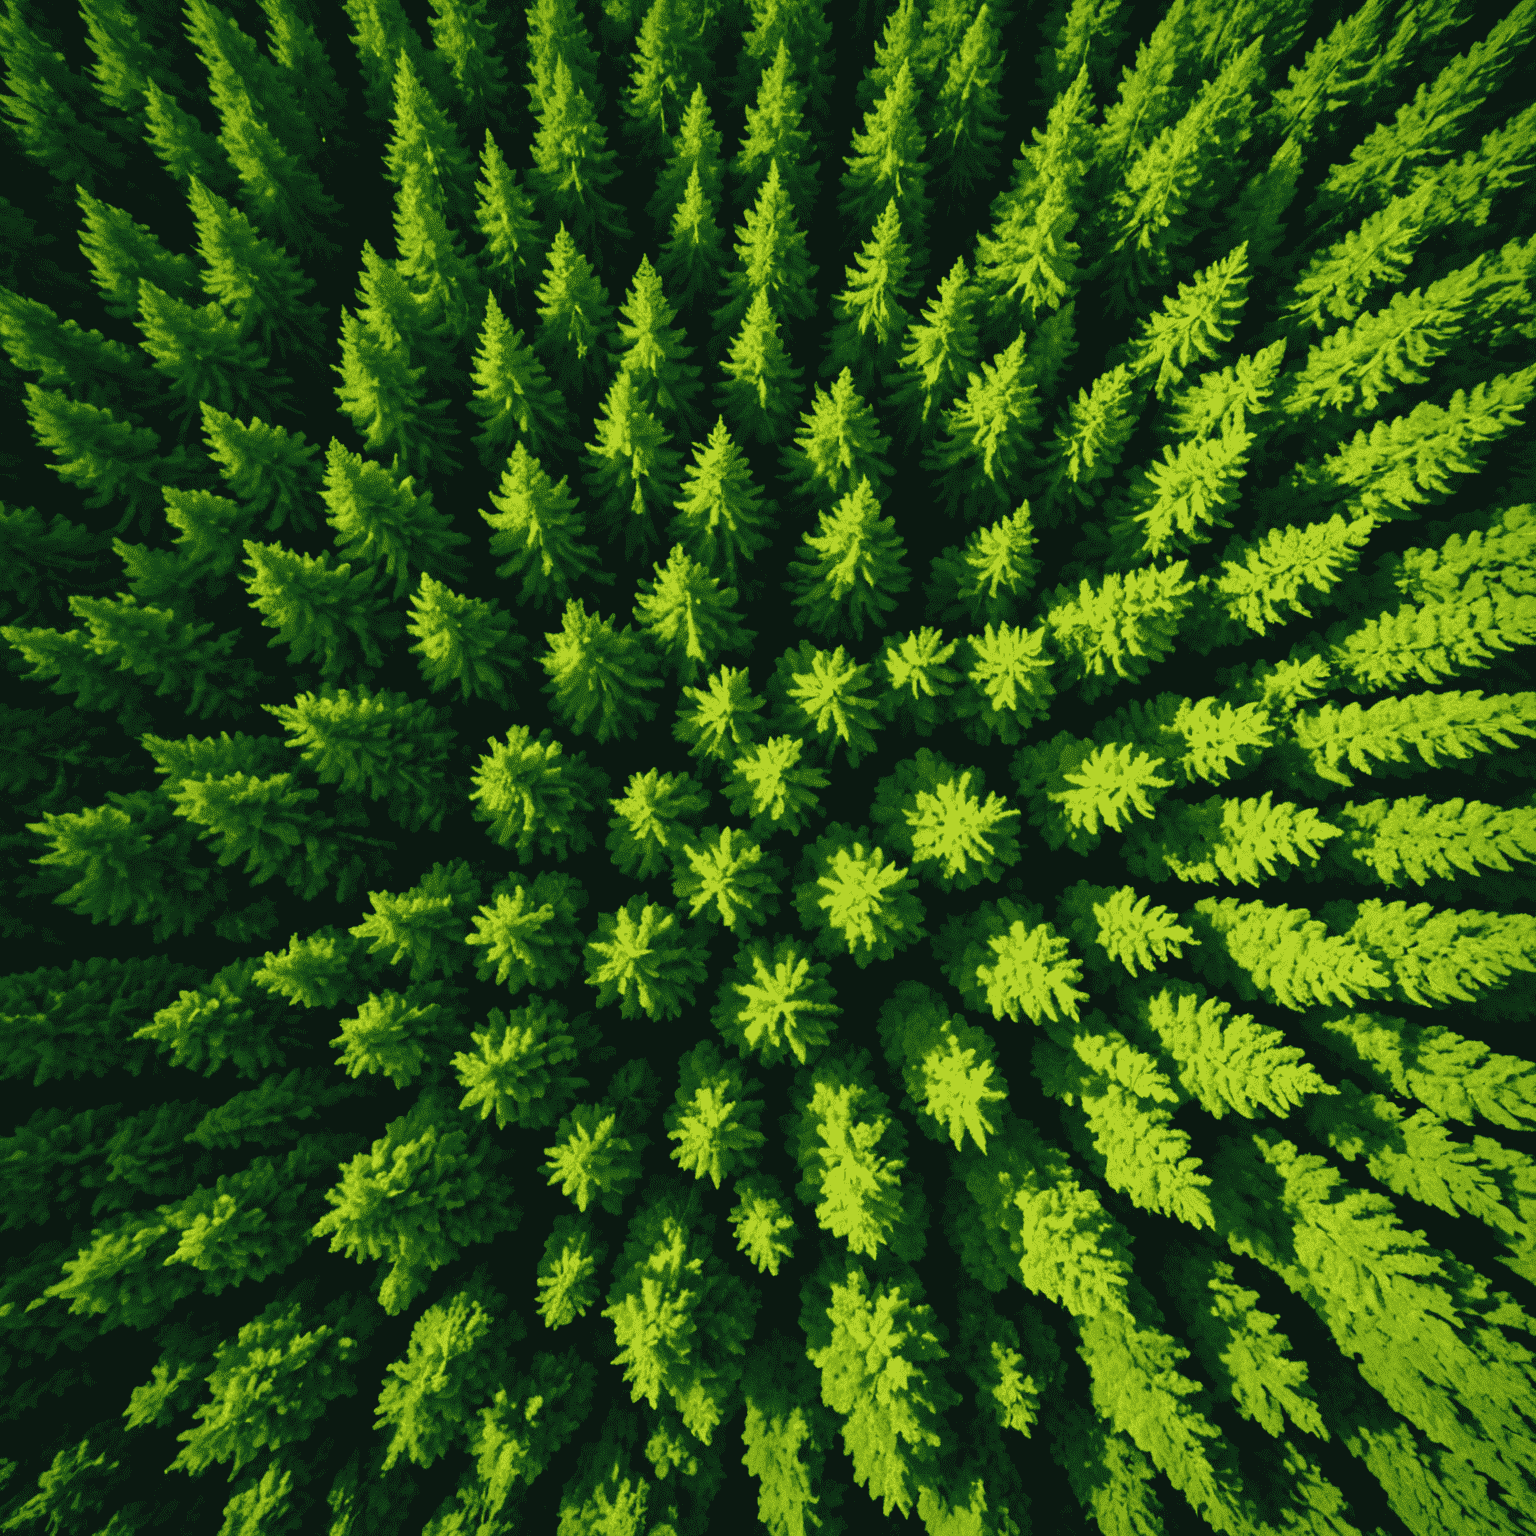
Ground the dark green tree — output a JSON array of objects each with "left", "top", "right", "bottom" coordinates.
[
  {"left": 716, "top": 289, "right": 805, "bottom": 449},
  {"left": 529, "top": 56, "right": 630, "bottom": 259},
  {"left": 732, "top": 38, "right": 819, "bottom": 218},
  {"left": 468, "top": 289, "right": 576, "bottom": 469},
  {"left": 540, "top": 598, "right": 664, "bottom": 743},
  {"left": 532, "top": 224, "right": 615, "bottom": 396}
]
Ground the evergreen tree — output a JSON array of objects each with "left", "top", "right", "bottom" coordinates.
[
  {"left": 613, "top": 257, "right": 705, "bottom": 437},
  {"left": 784, "top": 476, "right": 910, "bottom": 642},
  {"left": 425, "top": 0, "right": 510, "bottom": 140},
  {"left": 822, "top": 197, "right": 920, "bottom": 397},
  {"left": 343, "top": 0, "right": 440, "bottom": 125},
  {"left": 873, "top": 625, "right": 964, "bottom": 739},
  {"left": 200, "top": 401, "right": 322, "bottom": 535},
  {"left": 405, "top": 572, "right": 525, "bottom": 707},
  {"left": 584, "top": 897, "right": 711, "bottom": 1021},
  {"left": 625, "top": 0, "right": 710, "bottom": 162},
  {"left": 792, "top": 821, "right": 926, "bottom": 968},
  {"left": 544, "top": 1098, "right": 648, "bottom": 1216},
  {"left": 1125, "top": 790, "right": 1343, "bottom": 886},
  {"left": 535, "top": 1214, "right": 609, "bottom": 1325},
  {"left": 672, "top": 825, "right": 786, "bottom": 933},
  {"left": 646, "top": 80, "right": 725, "bottom": 235},
  {"left": 475, "top": 129, "right": 547, "bottom": 313},
  {"left": 525, "top": 0, "right": 606, "bottom": 121},
  {"left": 1320, "top": 794, "right": 1536, "bottom": 891},
  {"left": 74, "top": 186, "right": 199, "bottom": 322},
  {"left": 933, "top": 896, "right": 1088, "bottom": 1025},
  {"left": 715, "top": 290, "right": 804, "bottom": 450},
  {"left": 731, "top": 1181, "right": 801, "bottom": 1277},
  {"left": 583, "top": 369, "right": 684, "bottom": 559},
  {"left": 139, "top": 73, "right": 232, "bottom": 192},
  {"left": 532, "top": 224, "right": 614, "bottom": 396},
  {"left": 723, "top": 733, "right": 829, "bottom": 841},
  {"left": 469, "top": 723, "right": 611, "bottom": 864},
  {"left": 240, "top": 539, "right": 402, "bottom": 682},
  {"left": 713, "top": 933, "right": 840, "bottom": 1067},
  {"left": 785, "top": 1049, "right": 928, "bottom": 1262},
  {"left": 839, "top": 60, "right": 931, "bottom": 278},
  {"left": 766, "top": 640, "right": 884, "bottom": 768},
  {"left": 710, "top": 159, "right": 820, "bottom": 350},
  {"left": 329, "top": 982, "right": 457, "bottom": 1089},
  {"left": 664, "top": 1038, "right": 768, "bottom": 1187},
  {"left": 1119, "top": 241, "right": 1253, "bottom": 402},
  {"left": 732, "top": 38, "right": 819, "bottom": 218},
  {"left": 463, "top": 870, "right": 588, "bottom": 995},
  {"left": 924, "top": 501, "right": 1039, "bottom": 628},
  {"left": 480, "top": 442, "right": 612, "bottom": 612},
  {"left": 1054, "top": 879, "right": 1199, "bottom": 982},
  {"left": 349, "top": 858, "right": 484, "bottom": 982},
  {"left": 187, "top": 176, "right": 325, "bottom": 364},
  {"left": 730, "top": 0, "right": 835, "bottom": 141},
  {"left": 633, "top": 542, "right": 756, "bottom": 686},
  {"left": 605, "top": 765, "right": 711, "bottom": 880},
  {"left": 658, "top": 162, "right": 728, "bottom": 318},
  {"left": 922, "top": 331, "right": 1041, "bottom": 523},
  {"left": 263, "top": 684, "right": 458, "bottom": 834},
  {"left": 853, "top": 0, "right": 923, "bottom": 120},
  {"left": 392, "top": 160, "right": 486, "bottom": 348},
  {"left": 870, "top": 749, "right": 1022, "bottom": 893},
  {"left": 259, "top": 0, "right": 348, "bottom": 144},
  {"left": 321, "top": 438, "right": 471, "bottom": 600},
  {"left": 382, "top": 47, "right": 476, "bottom": 226},
  {"left": 929, "top": 2, "right": 1007, "bottom": 196},
  {"left": 468, "top": 290, "right": 575, "bottom": 469},
  {"left": 886, "top": 254, "right": 982, "bottom": 447},
  {"left": 668, "top": 415, "right": 777, "bottom": 597},
  {"left": 540, "top": 597, "right": 664, "bottom": 743},
  {"left": 529, "top": 56, "right": 630, "bottom": 259},
  {"left": 0, "top": 285, "right": 153, "bottom": 416},
  {"left": 672, "top": 662, "right": 769, "bottom": 777},
  {"left": 778, "top": 366, "right": 894, "bottom": 513},
  {"left": 313, "top": 1087, "right": 520, "bottom": 1315},
  {"left": 1010, "top": 729, "right": 1174, "bottom": 855}
]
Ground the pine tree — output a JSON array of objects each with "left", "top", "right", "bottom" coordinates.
[
  {"left": 405, "top": 573, "right": 525, "bottom": 707},
  {"left": 778, "top": 366, "right": 893, "bottom": 513},
  {"left": 330, "top": 982, "right": 457, "bottom": 1088},
  {"left": 710, "top": 159, "right": 820, "bottom": 350},
  {"left": 657, "top": 162, "right": 727, "bottom": 318},
  {"left": 784, "top": 476, "right": 910, "bottom": 642},
  {"left": 0, "top": 286, "right": 151, "bottom": 416},
  {"left": 584, "top": 897, "right": 711, "bottom": 1021},
  {"left": 263, "top": 684, "right": 458, "bottom": 834},
  {"left": 1033, "top": 362, "right": 1142, "bottom": 524},
  {"left": 425, "top": 0, "right": 510, "bottom": 140},
  {"left": 792, "top": 821, "right": 926, "bottom": 968},
  {"left": 715, "top": 293, "right": 802, "bottom": 452},
  {"left": 672, "top": 825, "right": 786, "bottom": 933},
  {"left": 321, "top": 438, "right": 471, "bottom": 600},
  {"left": 766, "top": 640, "right": 885, "bottom": 768},
  {"left": 1125, "top": 791, "right": 1344, "bottom": 887},
  {"left": 732, "top": 38, "right": 819, "bottom": 218},
  {"left": 839, "top": 60, "right": 931, "bottom": 277},
  {"left": 259, "top": 0, "right": 348, "bottom": 145},
  {"left": 74, "top": 186, "right": 199, "bottom": 322},
  {"left": 525, "top": 0, "right": 606, "bottom": 122},
  {"left": 872, "top": 625, "right": 963, "bottom": 740},
  {"left": 200, "top": 401, "right": 322, "bottom": 535},
  {"left": 392, "top": 160, "right": 486, "bottom": 348},
  {"left": 672, "top": 662, "right": 769, "bottom": 777},
  {"left": 723, "top": 733, "right": 829, "bottom": 841},
  {"left": 822, "top": 197, "right": 920, "bottom": 396},
  {"left": 613, "top": 254, "right": 704, "bottom": 433},
  {"left": 625, "top": 0, "right": 710, "bottom": 162},
  {"left": 543, "top": 1099, "right": 648, "bottom": 1216},
  {"left": 540, "top": 598, "right": 664, "bottom": 743},
  {"left": 480, "top": 442, "right": 612, "bottom": 612},
  {"left": 929, "top": 3, "right": 1008, "bottom": 196},
  {"left": 313, "top": 1087, "right": 520, "bottom": 1315},
  {"left": 469, "top": 723, "right": 611, "bottom": 864},
  {"left": 870, "top": 749, "right": 1022, "bottom": 893},
  {"left": 187, "top": 176, "right": 324, "bottom": 364},
  {"left": 582, "top": 369, "right": 683, "bottom": 559},
  {"left": 922, "top": 331, "right": 1041, "bottom": 524},
  {"left": 463, "top": 870, "right": 588, "bottom": 994},
  {"left": 924, "top": 501, "right": 1039, "bottom": 628},
  {"left": 646, "top": 79, "right": 725, "bottom": 234},
  {"left": 1010, "top": 730, "right": 1174, "bottom": 855},
  {"left": 1119, "top": 241, "right": 1253, "bottom": 401},
  {"left": 134, "top": 280, "right": 292, "bottom": 430},
  {"left": 605, "top": 766, "right": 710, "bottom": 880},
  {"left": 731, "top": 1182, "right": 801, "bottom": 1277},
  {"left": 1320, "top": 794, "right": 1536, "bottom": 890},
  {"left": 142, "top": 78, "right": 237, "bottom": 194},
  {"left": 532, "top": 224, "right": 614, "bottom": 396},
  {"left": 349, "top": 858, "right": 483, "bottom": 982},
  {"left": 854, "top": 0, "right": 922, "bottom": 119},
  {"left": 885, "top": 254, "right": 982, "bottom": 447},
  {"left": 529, "top": 56, "right": 630, "bottom": 259},
  {"left": 668, "top": 415, "right": 777, "bottom": 600},
  {"left": 664, "top": 1039, "right": 768, "bottom": 1187},
  {"left": 382, "top": 46, "right": 475, "bottom": 226},
  {"left": 933, "top": 896, "right": 1088, "bottom": 1025},
  {"left": 343, "top": 0, "right": 441, "bottom": 125},
  {"left": 633, "top": 542, "right": 756, "bottom": 686},
  {"left": 535, "top": 1214, "right": 609, "bottom": 1324},
  {"left": 730, "top": 0, "right": 835, "bottom": 141},
  {"left": 475, "top": 129, "right": 547, "bottom": 313},
  {"left": 467, "top": 290, "right": 575, "bottom": 470}
]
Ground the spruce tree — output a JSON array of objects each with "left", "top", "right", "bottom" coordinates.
[
  {"left": 468, "top": 290, "right": 575, "bottom": 470},
  {"left": 143, "top": 79, "right": 237, "bottom": 195},
  {"left": 525, "top": 0, "right": 606, "bottom": 122},
  {"left": 929, "top": 2, "right": 1008, "bottom": 196},
  {"left": 838, "top": 59, "right": 931, "bottom": 278},
  {"left": 382, "top": 47, "right": 476, "bottom": 226},
  {"left": 528, "top": 56, "right": 630, "bottom": 261},
  {"left": 716, "top": 290, "right": 804, "bottom": 449},
  {"left": 469, "top": 724, "right": 612, "bottom": 864},
  {"left": 1, "top": 287, "right": 152, "bottom": 414},
  {"left": 200, "top": 401, "right": 322, "bottom": 535},
  {"left": 392, "top": 160, "right": 486, "bottom": 348},
  {"left": 731, "top": 38, "right": 819, "bottom": 218},
  {"left": 873, "top": 625, "right": 964, "bottom": 740},
  {"left": 532, "top": 225, "right": 615, "bottom": 396},
  {"left": 584, "top": 899, "right": 711, "bottom": 1021},
  {"left": 730, "top": 0, "right": 835, "bottom": 144},
  {"left": 779, "top": 367, "right": 894, "bottom": 514},
  {"left": 784, "top": 476, "right": 910, "bottom": 643},
  {"left": 710, "top": 159, "right": 820, "bottom": 354},
  {"left": 344, "top": 0, "right": 443, "bottom": 125},
  {"left": 612, "top": 254, "right": 704, "bottom": 435},
  {"left": 668, "top": 415, "right": 777, "bottom": 599},
  {"left": 425, "top": 0, "right": 510, "bottom": 140},
  {"left": 645, "top": 80, "right": 725, "bottom": 237},
  {"left": 540, "top": 598, "right": 664, "bottom": 744},
  {"left": 625, "top": 0, "right": 710, "bottom": 162},
  {"left": 74, "top": 186, "right": 200, "bottom": 322},
  {"left": 924, "top": 501, "right": 1040, "bottom": 629},
  {"left": 886, "top": 254, "right": 983, "bottom": 446},
  {"left": 657, "top": 162, "right": 727, "bottom": 319},
  {"left": 821, "top": 197, "right": 921, "bottom": 397},
  {"left": 582, "top": 369, "right": 683, "bottom": 560},
  {"left": 853, "top": 0, "right": 923, "bottom": 120},
  {"left": 633, "top": 542, "right": 757, "bottom": 686},
  {"left": 606, "top": 766, "right": 710, "bottom": 880},
  {"left": 474, "top": 129, "right": 548, "bottom": 314},
  {"left": 672, "top": 662, "right": 769, "bottom": 778},
  {"left": 480, "top": 442, "right": 612, "bottom": 613}
]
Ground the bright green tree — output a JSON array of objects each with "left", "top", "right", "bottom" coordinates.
[
  {"left": 839, "top": 59, "right": 931, "bottom": 276},
  {"left": 952, "top": 619, "right": 1057, "bottom": 746},
  {"left": 657, "top": 162, "right": 728, "bottom": 317},
  {"left": 539, "top": 597, "right": 664, "bottom": 743},
  {"left": 822, "top": 197, "right": 920, "bottom": 397},
  {"left": 792, "top": 821, "right": 926, "bottom": 968},
  {"left": 381, "top": 46, "right": 475, "bottom": 224},
  {"left": 672, "top": 825, "right": 786, "bottom": 933},
  {"left": 784, "top": 476, "right": 910, "bottom": 642},
  {"left": 723, "top": 733, "right": 829, "bottom": 841},
  {"left": 716, "top": 289, "right": 805, "bottom": 449},
  {"left": 583, "top": 896, "right": 711, "bottom": 1021},
  {"left": 730, "top": 1180, "right": 802, "bottom": 1278},
  {"left": 475, "top": 129, "right": 547, "bottom": 312},
  {"left": 425, "top": 0, "right": 510, "bottom": 138},
  {"left": 529, "top": 56, "right": 630, "bottom": 258},
  {"left": 468, "top": 723, "right": 611, "bottom": 864},
  {"left": 924, "top": 500, "right": 1040, "bottom": 628},
  {"left": 732, "top": 38, "right": 819, "bottom": 217},
  {"left": 625, "top": 0, "right": 711, "bottom": 161},
  {"left": 633, "top": 541, "right": 757, "bottom": 686},
  {"left": 613, "top": 253, "right": 705, "bottom": 433},
  {"left": 453, "top": 995, "right": 605, "bottom": 1132},
  {"left": 405, "top": 572, "right": 526, "bottom": 707},
  {"left": 583, "top": 369, "right": 684, "bottom": 558},
  {"left": 74, "top": 186, "right": 198, "bottom": 322},
  {"left": 872, "top": 625, "right": 964, "bottom": 740},
  {"left": 673, "top": 662, "right": 770, "bottom": 777},
  {"left": 710, "top": 158, "right": 820, "bottom": 350},
  {"left": 713, "top": 933, "right": 840, "bottom": 1067},
  {"left": 929, "top": 2, "right": 1007, "bottom": 196},
  {"left": 535, "top": 1213, "right": 609, "bottom": 1326},
  {"left": 606, "top": 765, "right": 711, "bottom": 879},
  {"left": 778, "top": 367, "right": 894, "bottom": 513},
  {"left": 664, "top": 1038, "right": 768, "bottom": 1187},
  {"left": 933, "top": 896, "right": 1089, "bottom": 1026},
  {"left": 525, "top": 0, "right": 606, "bottom": 121},
  {"left": 668, "top": 415, "right": 777, "bottom": 597},
  {"left": 200, "top": 401, "right": 323, "bottom": 535},
  {"left": 645, "top": 79, "right": 724, "bottom": 235},
  {"left": 349, "top": 858, "right": 482, "bottom": 982},
  {"left": 463, "top": 869, "right": 589, "bottom": 994},
  {"left": 765, "top": 640, "right": 884, "bottom": 768},
  {"left": 532, "top": 224, "right": 614, "bottom": 396}
]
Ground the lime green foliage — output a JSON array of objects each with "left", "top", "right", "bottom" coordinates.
[
  {"left": 263, "top": 684, "right": 457, "bottom": 833},
  {"left": 199, "top": 401, "right": 322, "bottom": 534},
  {"left": 536, "top": 1213, "right": 609, "bottom": 1327},
  {"left": 647, "top": 79, "right": 724, "bottom": 233},
  {"left": 839, "top": 60, "right": 930, "bottom": 272},
  {"left": 778, "top": 367, "right": 893, "bottom": 514},
  {"left": 712, "top": 934, "right": 840, "bottom": 1067},
  {"left": 375, "top": 1267, "right": 522, "bottom": 1477},
  {"left": 469, "top": 724, "right": 611, "bottom": 863},
  {"left": 765, "top": 640, "right": 883, "bottom": 768},
  {"left": 311, "top": 1086, "right": 521, "bottom": 1314},
  {"left": 672, "top": 661, "right": 768, "bottom": 776},
  {"left": 716, "top": 289, "right": 804, "bottom": 450},
  {"left": 297, "top": 842, "right": 442, "bottom": 988},
  {"left": 935, "top": 897, "right": 1088, "bottom": 1025},
  {"left": 823, "top": 198, "right": 920, "bottom": 396},
  {"left": 792, "top": 822, "right": 925, "bottom": 968},
  {"left": 1036, "top": 362, "right": 1142, "bottom": 524},
  {"left": 1089, "top": 689, "right": 1276, "bottom": 788},
  {"left": 539, "top": 598, "right": 663, "bottom": 743},
  {"left": 729, "top": 1176, "right": 801, "bottom": 1277},
  {"left": 710, "top": 159, "right": 820, "bottom": 346},
  {"left": 583, "top": 369, "right": 683, "bottom": 558},
  {"left": 669, "top": 417, "right": 777, "bottom": 596},
  {"left": 784, "top": 1047, "right": 927, "bottom": 1263},
  {"left": 453, "top": 996, "right": 605, "bottom": 1132},
  {"left": 784, "top": 477, "right": 910, "bottom": 643},
  {"left": 1123, "top": 792, "right": 1345, "bottom": 885},
  {"left": 583, "top": 895, "right": 711, "bottom": 1021},
  {"left": 382, "top": 48, "right": 474, "bottom": 222},
  {"left": 672, "top": 825, "right": 786, "bottom": 933},
  {"left": 603, "top": 1176, "right": 762, "bottom": 1443},
  {"left": 330, "top": 984, "right": 461, "bottom": 1088},
  {"left": 1011, "top": 731, "right": 1176, "bottom": 854},
  {"left": 887, "top": 254, "right": 982, "bottom": 445},
  {"left": 464, "top": 870, "right": 588, "bottom": 993},
  {"left": 952, "top": 619, "right": 1056, "bottom": 746},
  {"left": 541, "top": 1060, "right": 660, "bottom": 1216},
  {"left": 1056, "top": 880, "right": 1200, "bottom": 979},
  {"left": 723, "top": 734, "right": 828, "bottom": 840},
  {"left": 872, "top": 626, "right": 962, "bottom": 739},
  {"left": 468, "top": 289, "right": 575, "bottom": 468},
  {"left": 614, "top": 253, "right": 704, "bottom": 433},
  {"left": 625, "top": 0, "right": 711, "bottom": 160},
  {"left": 606, "top": 765, "right": 710, "bottom": 879},
  {"left": 633, "top": 542, "right": 757, "bottom": 685},
  {"left": 870, "top": 748, "right": 1021, "bottom": 892},
  {"left": 169, "top": 1283, "right": 377, "bottom": 1476},
  {"left": 1319, "top": 794, "right": 1536, "bottom": 888},
  {"left": 532, "top": 225, "right": 614, "bottom": 395},
  {"left": 405, "top": 572, "right": 525, "bottom": 707},
  {"left": 924, "top": 501, "right": 1040, "bottom": 628},
  {"left": 254, "top": 924, "right": 384, "bottom": 1012},
  {"left": 878, "top": 981, "right": 1009, "bottom": 1154},
  {"left": 475, "top": 130, "right": 547, "bottom": 312},
  {"left": 799, "top": 1251, "right": 954, "bottom": 1516},
  {"left": 664, "top": 1039, "right": 768, "bottom": 1187},
  {"left": 480, "top": 442, "right": 613, "bottom": 613},
  {"left": 658, "top": 161, "right": 728, "bottom": 318},
  {"left": 929, "top": 2, "right": 1007, "bottom": 195},
  {"left": 530, "top": 56, "right": 629, "bottom": 255},
  {"left": 733, "top": 38, "right": 818, "bottom": 217}
]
